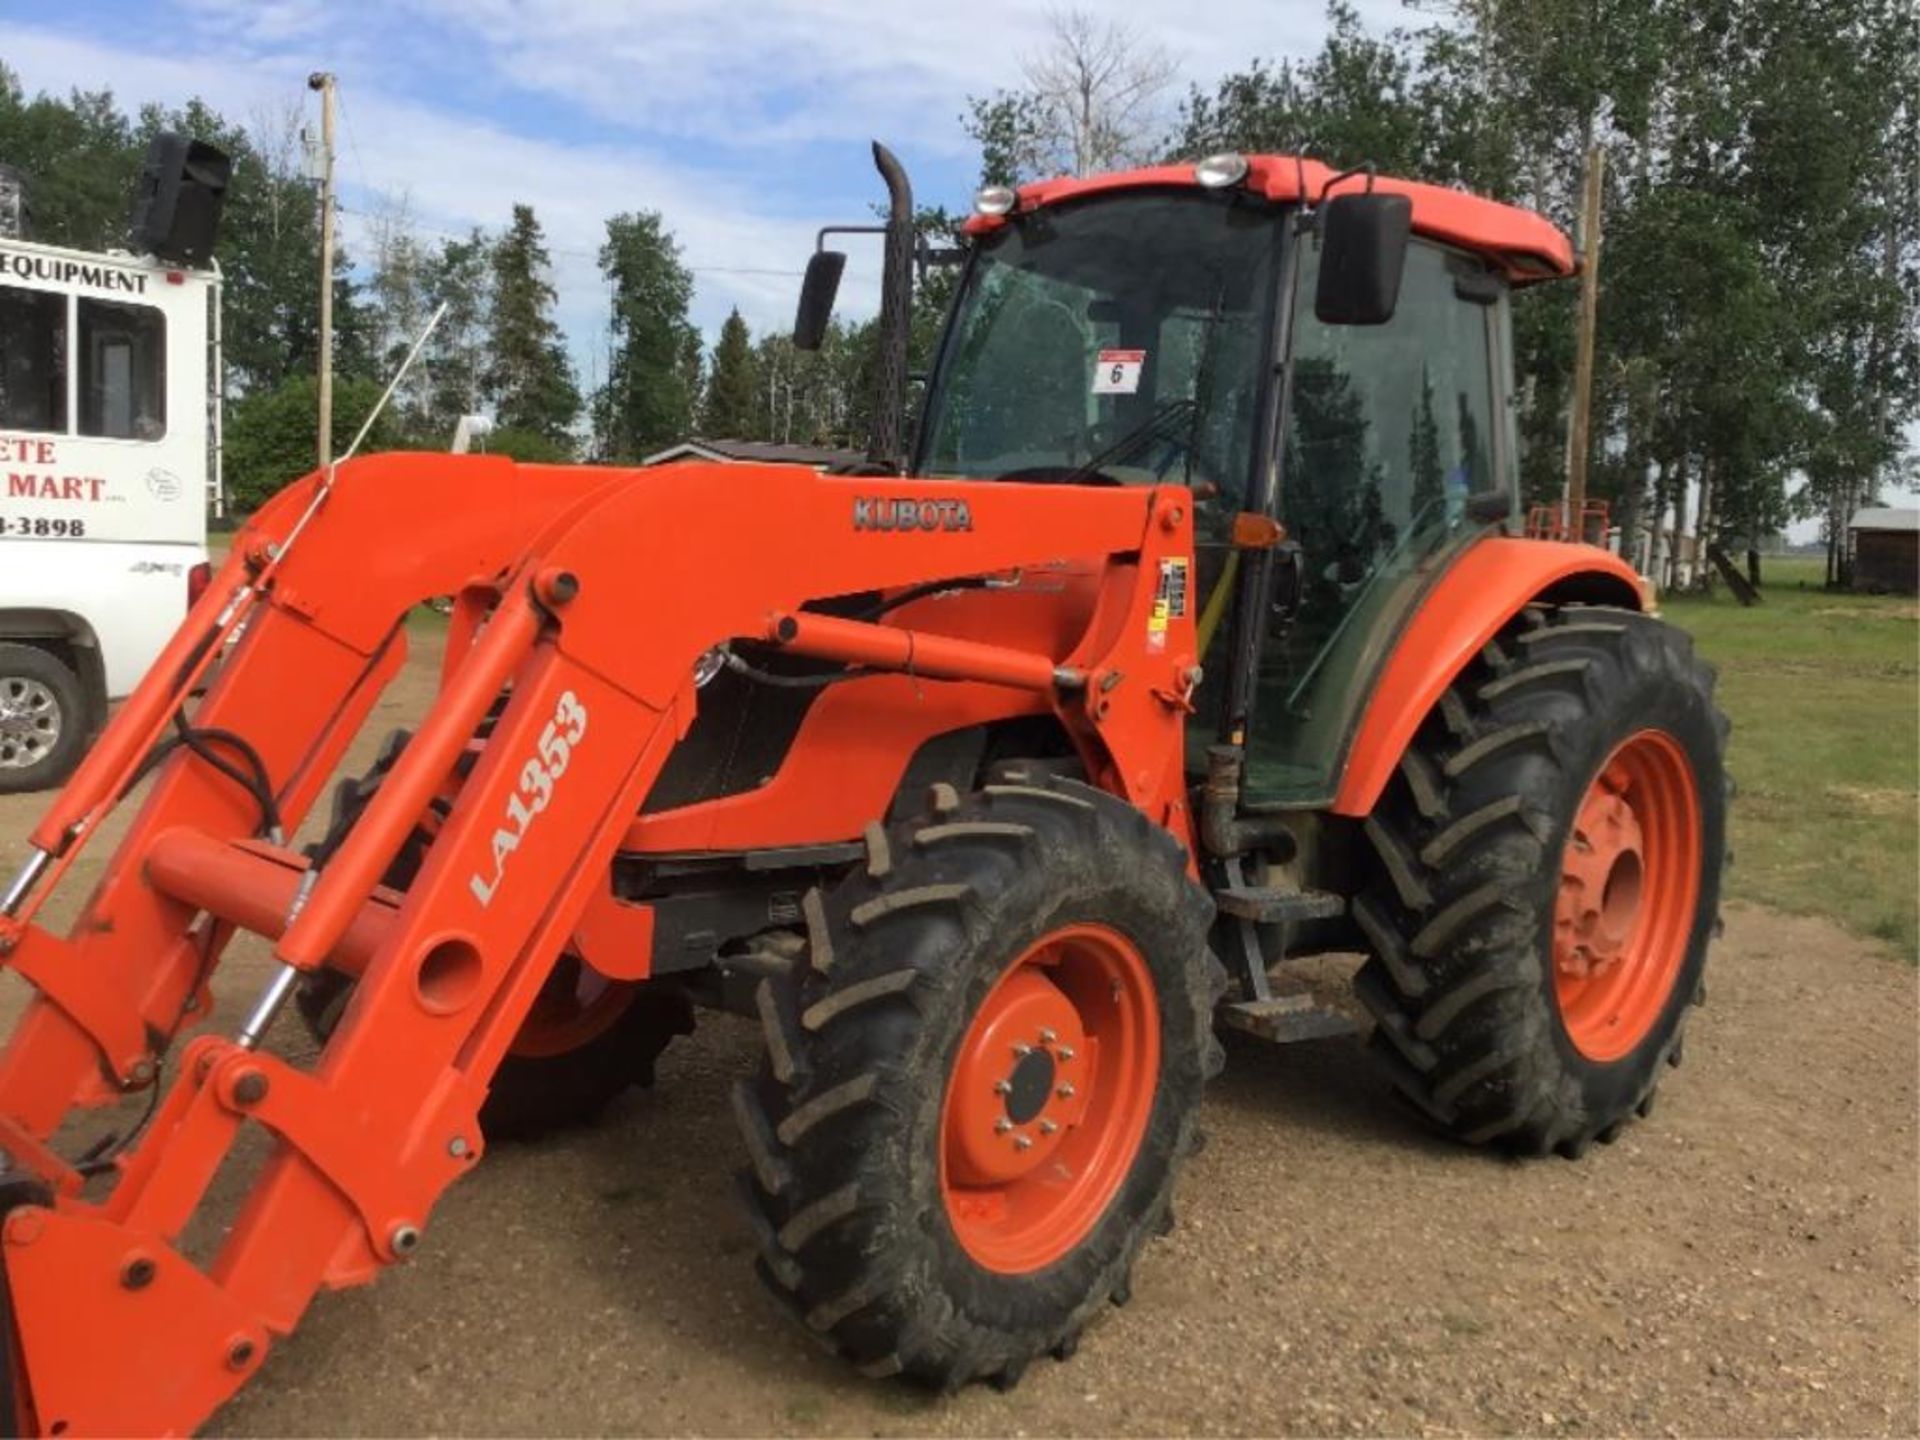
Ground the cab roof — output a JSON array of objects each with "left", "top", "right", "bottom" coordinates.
[{"left": 964, "top": 155, "right": 1576, "bottom": 285}]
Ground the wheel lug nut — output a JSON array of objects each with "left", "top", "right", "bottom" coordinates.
[
  {"left": 1012, "top": 1043, "right": 1032, "bottom": 1057},
  {"left": 994, "top": 1080, "right": 1012, "bottom": 1096},
  {"left": 1039, "top": 1028, "right": 1057, "bottom": 1045},
  {"left": 1013, "top": 1135, "right": 1032, "bottom": 1152},
  {"left": 1056, "top": 1046, "right": 1075, "bottom": 1061},
  {"left": 1057, "top": 1083, "right": 1076, "bottom": 1099},
  {"left": 1039, "top": 1119, "right": 1058, "bottom": 1135},
  {"left": 994, "top": 1118, "right": 1013, "bottom": 1134}
]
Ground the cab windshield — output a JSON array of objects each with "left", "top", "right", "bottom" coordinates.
[{"left": 917, "top": 191, "right": 1283, "bottom": 509}]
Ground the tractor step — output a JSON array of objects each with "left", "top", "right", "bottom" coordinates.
[
  {"left": 1213, "top": 885, "right": 1346, "bottom": 925},
  {"left": 1218, "top": 991, "right": 1358, "bottom": 1044}
]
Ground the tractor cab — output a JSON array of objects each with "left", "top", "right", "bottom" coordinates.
[
  {"left": 915, "top": 155, "right": 1569, "bottom": 807},
  {"left": 801, "top": 152, "right": 1575, "bottom": 809}
]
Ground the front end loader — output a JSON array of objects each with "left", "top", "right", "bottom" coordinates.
[{"left": 0, "top": 146, "right": 1726, "bottom": 1433}]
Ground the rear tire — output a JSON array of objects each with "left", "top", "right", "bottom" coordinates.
[
  {"left": 0, "top": 643, "right": 87, "bottom": 795},
  {"left": 1353, "top": 605, "right": 1728, "bottom": 1156},
  {"left": 733, "top": 777, "right": 1221, "bottom": 1388}
]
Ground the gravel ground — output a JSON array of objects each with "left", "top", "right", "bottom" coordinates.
[{"left": 0, "top": 641, "right": 1913, "bottom": 1437}]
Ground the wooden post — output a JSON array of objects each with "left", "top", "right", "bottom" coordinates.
[
  {"left": 310, "top": 72, "right": 337, "bottom": 468},
  {"left": 1566, "top": 145, "right": 1605, "bottom": 530}
]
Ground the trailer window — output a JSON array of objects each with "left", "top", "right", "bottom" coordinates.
[
  {"left": 0, "top": 285, "right": 67, "bottom": 433},
  {"left": 78, "top": 298, "right": 166, "bottom": 440}
]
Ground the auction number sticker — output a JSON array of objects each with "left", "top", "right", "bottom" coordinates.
[{"left": 1093, "top": 348, "right": 1145, "bottom": 394}]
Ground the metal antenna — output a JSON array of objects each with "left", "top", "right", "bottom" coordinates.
[
  {"left": 338, "top": 300, "right": 449, "bottom": 468},
  {"left": 272, "top": 300, "right": 451, "bottom": 566}
]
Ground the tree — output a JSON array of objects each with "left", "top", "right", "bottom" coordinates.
[
  {"left": 590, "top": 210, "right": 698, "bottom": 460},
  {"left": 701, "top": 309, "right": 758, "bottom": 438},
  {"left": 420, "top": 228, "right": 494, "bottom": 443},
  {"left": 0, "top": 68, "right": 139, "bottom": 246},
  {"left": 1173, "top": 4, "right": 1425, "bottom": 174},
  {"left": 964, "top": 8, "right": 1175, "bottom": 183},
  {"left": 964, "top": 92, "right": 1051, "bottom": 188},
  {"left": 480, "top": 426, "right": 573, "bottom": 463},
  {"left": 484, "top": 203, "right": 579, "bottom": 449},
  {"left": 224, "top": 374, "right": 403, "bottom": 511},
  {"left": 364, "top": 192, "right": 434, "bottom": 428}
]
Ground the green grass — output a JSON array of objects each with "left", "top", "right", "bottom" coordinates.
[{"left": 1663, "top": 556, "right": 1918, "bottom": 959}]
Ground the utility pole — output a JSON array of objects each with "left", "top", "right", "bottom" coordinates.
[
  {"left": 1565, "top": 144, "right": 1605, "bottom": 538},
  {"left": 309, "top": 72, "right": 337, "bottom": 468}
]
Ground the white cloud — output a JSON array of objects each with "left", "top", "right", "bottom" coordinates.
[
  {"left": 4, "top": 22, "right": 883, "bottom": 368},
  {"left": 6, "top": 0, "right": 1407, "bottom": 399},
  {"left": 394, "top": 0, "right": 1386, "bottom": 154}
]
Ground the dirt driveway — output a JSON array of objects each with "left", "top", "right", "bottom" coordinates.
[{"left": 0, "top": 640, "right": 1912, "bottom": 1437}]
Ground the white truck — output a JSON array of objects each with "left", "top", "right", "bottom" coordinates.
[{"left": 0, "top": 234, "right": 220, "bottom": 791}]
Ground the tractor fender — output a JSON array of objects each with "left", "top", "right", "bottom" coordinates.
[{"left": 1328, "top": 536, "right": 1647, "bottom": 817}]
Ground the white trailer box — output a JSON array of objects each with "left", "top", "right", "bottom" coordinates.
[{"left": 0, "top": 235, "right": 218, "bottom": 790}]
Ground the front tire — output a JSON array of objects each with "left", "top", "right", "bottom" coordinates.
[
  {"left": 1354, "top": 605, "right": 1728, "bottom": 1156},
  {"left": 733, "top": 777, "right": 1220, "bottom": 1388},
  {"left": 0, "top": 643, "right": 87, "bottom": 795}
]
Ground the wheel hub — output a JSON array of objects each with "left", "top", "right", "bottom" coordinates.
[
  {"left": 1551, "top": 730, "right": 1702, "bottom": 1062},
  {"left": 945, "top": 968, "right": 1088, "bottom": 1187},
  {"left": 0, "top": 677, "right": 60, "bottom": 769},
  {"left": 1555, "top": 766, "right": 1645, "bottom": 980},
  {"left": 939, "top": 922, "right": 1158, "bottom": 1274},
  {"left": 1003, "top": 1047, "right": 1057, "bottom": 1125}
]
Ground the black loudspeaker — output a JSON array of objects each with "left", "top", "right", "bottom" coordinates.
[{"left": 129, "top": 134, "right": 231, "bottom": 267}]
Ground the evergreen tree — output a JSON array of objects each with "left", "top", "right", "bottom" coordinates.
[
  {"left": 701, "top": 309, "right": 758, "bottom": 437},
  {"left": 590, "top": 210, "right": 696, "bottom": 461},
  {"left": 484, "top": 203, "right": 579, "bottom": 449}
]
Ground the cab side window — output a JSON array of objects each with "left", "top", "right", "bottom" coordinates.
[
  {"left": 0, "top": 285, "right": 68, "bottom": 434},
  {"left": 78, "top": 298, "right": 166, "bottom": 440},
  {"left": 1242, "top": 239, "right": 1503, "bottom": 803}
]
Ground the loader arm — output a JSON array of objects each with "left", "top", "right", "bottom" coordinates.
[{"left": 0, "top": 453, "right": 1199, "bottom": 1436}]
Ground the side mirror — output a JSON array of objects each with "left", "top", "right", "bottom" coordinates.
[
  {"left": 1314, "top": 192, "right": 1411, "bottom": 326},
  {"left": 794, "top": 250, "right": 847, "bottom": 351},
  {"left": 1465, "top": 487, "right": 1514, "bottom": 524}
]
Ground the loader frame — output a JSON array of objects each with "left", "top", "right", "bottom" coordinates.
[{"left": 0, "top": 453, "right": 1205, "bottom": 1435}]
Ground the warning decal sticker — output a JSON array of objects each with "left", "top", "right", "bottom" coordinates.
[{"left": 1147, "top": 556, "right": 1189, "bottom": 653}]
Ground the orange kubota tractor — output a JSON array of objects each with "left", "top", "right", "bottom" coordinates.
[{"left": 0, "top": 146, "right": 1726, "bottom": 1434}]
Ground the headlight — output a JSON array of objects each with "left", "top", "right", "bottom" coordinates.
[
  {"left": 974, "top": 185, "right": 1017, "bottom": 216},
  {"left": 1194, "top": 153, "right": 1250, "bottom": 189}
]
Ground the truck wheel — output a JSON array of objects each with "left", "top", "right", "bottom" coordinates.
[
  {"left": 1354, "top": 605, "right": 1728, "bottom": 1157},
  {"left": 733, "top": 777, "right": 1221, "bottom": 1389},
  {"left": 0, "top": 643, "right": 87, "bottom": 795}
]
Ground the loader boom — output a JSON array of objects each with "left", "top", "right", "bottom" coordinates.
[{"left": 0, "top": 453, "right": 1200, "bottom": 1435}]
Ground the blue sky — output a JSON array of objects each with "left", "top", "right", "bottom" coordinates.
[{"left": 2, "top": 0, "right": 1398, "bottom": 387}]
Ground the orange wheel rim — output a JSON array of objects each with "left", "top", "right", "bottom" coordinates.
[
  {"left": 508, "top": 956, "right": 634, "bottom": 1060},
  {"left": 1552, "top": 729, "right": 1701, "bottom": 1061},
  {"left": 939, "top": 923, "right": 1159, "bottom": 1274}
]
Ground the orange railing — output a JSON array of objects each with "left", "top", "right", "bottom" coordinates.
[{"left": 1526, "top": 499, "right": 1611, "bottom": 547}]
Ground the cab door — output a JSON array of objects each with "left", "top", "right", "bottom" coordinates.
[{"left": 1242, "top": 237, "right": 1512, "bottom": 805}]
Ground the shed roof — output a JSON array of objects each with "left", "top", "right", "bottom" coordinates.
[
  {"left": 1850, "top": 507, "right": 1920, "bottom": 533},
  {"left": 641, "top": 438, "right": 861, "bottom": 469}
]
